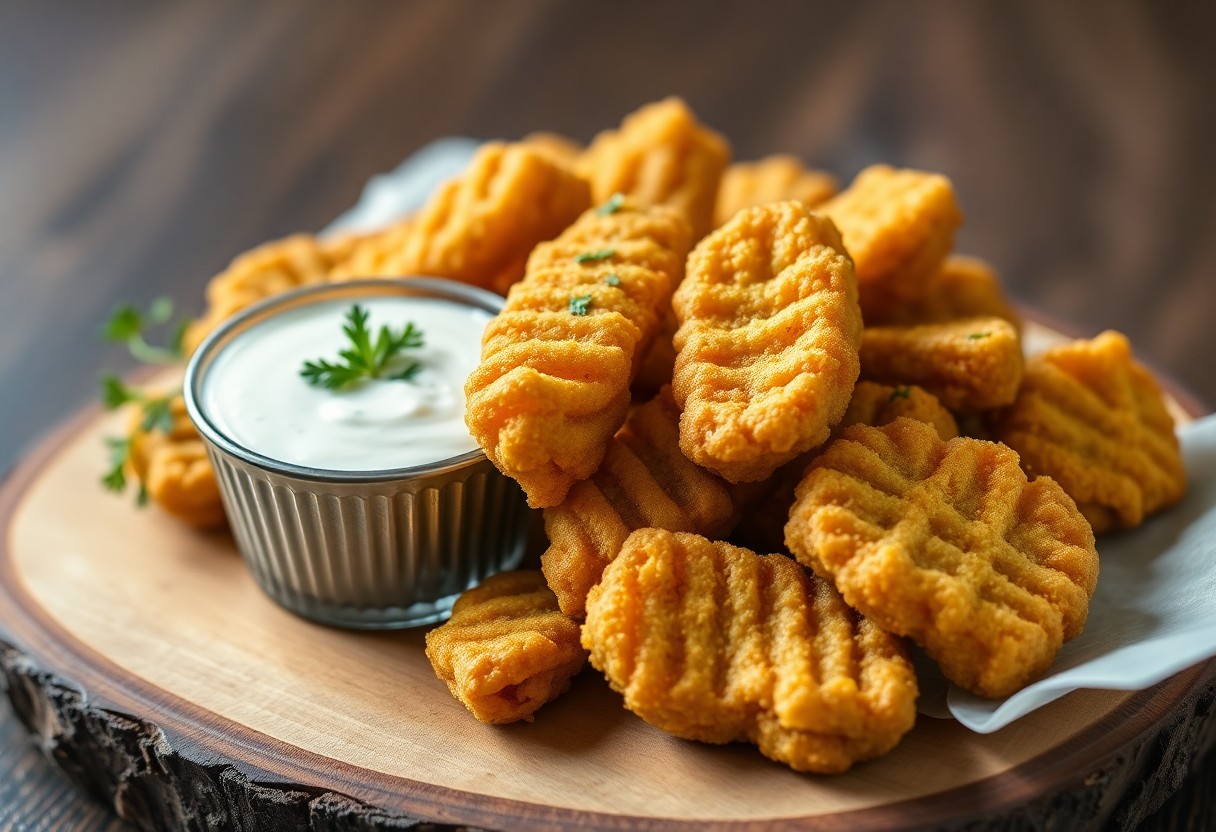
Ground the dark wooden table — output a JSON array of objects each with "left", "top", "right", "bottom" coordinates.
[{"left": 1, "top": 1, "right": 1213, "bottom": 829}]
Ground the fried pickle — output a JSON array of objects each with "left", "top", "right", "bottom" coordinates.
[
  {"left": 582, "top": 529, "right": 918, "bottom": 774},
  {"left": 465, "top": 202, "right": 692, "bottom": 508},
  {"left": 785, "top": 417, "right": 1099, "bottom": 698},
  {"left": 541, "top": 387, "right": 738, "bottom": 618},
  {"left": 127, "top": 395, "right": 226, "bottom": 529},
  {"left": 672, "top": 202, "right": 861, "bottom": 483},
  {"left": 859, "top": 316, "right": 1023, "bottom": 413},
  {"left": 863, "top": 255, "right": 1021, "bottom": 330},
  {"left": 713, "top": 155, "right": 838, "bottom": 228},
  {"left": 989, "top": 331, "right": 1185, "bottom": 532},
  {"left": 522, "top": 131, "right": 583, "bottom": 166},
  {"left": 576, "top": 97, "right": 730, "bottom": 240},
  {"left": 841, "top": 381, "right": 959, "bottom": 441},
  {"left": 425, "top": 571, "right": 586, "bottom": 724}
]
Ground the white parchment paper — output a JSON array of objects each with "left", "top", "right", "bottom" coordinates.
[{"left": 331, "top": 140, "right": 1216, "bottom": 734}]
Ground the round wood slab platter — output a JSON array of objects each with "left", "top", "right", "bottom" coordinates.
[{"left": 1, "top": 321, "right": 1214, "bottom": 832}]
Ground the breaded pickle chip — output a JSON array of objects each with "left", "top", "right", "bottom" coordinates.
[
  {"left": 863, "top": 255, "right": 1021, "bottom": 330},
  {"left": 672, "top": 201, "right": 862, "bottom": 483},
  {"left": 786, "top": 418, "right": 1099, "bottom": 698},
  {"left": 541, "top": 387, "right": 738, "bottom": 618},
  {"left": 465, "top": 202, "right": 692, "bottom": 508},
  {"left": 840, "top": 380, "right": 959, "bottom": 442},
  {"left": 990, "top": 331, "right": 1186, "bottom": 532},
  {"left": 576, "top": 97, "right": 730, "bottom": 239},
  {"left": 426, "top": 571, "right": 586, "bottom": 724},
  {"left": 714, "top": 155, "right": 838, "bottom": 228},
  {"left": 860, "top": 316, "right": 1023, "bottom": 413},
  {"left": 583, "top": 529, "right": 918, "bottom": 774},
  {"left": 128, "top": 396, "right": 226, "bottom": 529}
]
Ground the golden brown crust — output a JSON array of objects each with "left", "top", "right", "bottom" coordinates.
[
  {"left": 820, "top": 165, "right": 961, "bottom": 310},
  {"left": 425, "top": 571, "right": 586, "bottom": 724},
  {"left": 785, "top": 417, "right": 1099, "bottom": 698},
  {"left": 840, "top": 381, "right": 959, "bottom": 441},
  {"left": 672, "top": 202, "right": 862, "bottom": 483},
  {"left": 989, "top": 331, "right": 1186, "bottom": 532},
  {"left": 127, "top": 396, "right": 226, "bottom": 530},
  {"left": 582, "top": 529, "right": 918, "bottom": 773},
  {"left": 541, "top": 388, "right": 739, "bottom": 619},
  {"left": 325, "top": 218, "right": 416, "bottom": 281},
  {"left": 862, "top": 255, "right": 1022, "bottom": 330},
  {"left": 576, "top": 97, "right": 730, "bottom": 240},
  {"left": 521, "top": 131, "right": 583, "bottom": 166},
  {"left": 859, "top": 317, "right": 1023, "bottom": 413},
  {"left": 464, "top": 203, "right": 693, "bottom": 508},
  {"left": 714, "top": 155, "right": 838, "bottom": 228}
]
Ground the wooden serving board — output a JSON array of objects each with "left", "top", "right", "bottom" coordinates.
[{"left": 1, "top": 321, "right": 1213, "bottom": 832}]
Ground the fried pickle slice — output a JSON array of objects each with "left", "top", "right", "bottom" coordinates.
[
  {"left": 541, "top": 387, "right": 738, "bottom": 618},
  {"left": 583, "top": 529, "right": 918, "bottom": 774},
  {"left": 989, "top": 331, "right": 1185, "bottom": 532},
  {"left": 820, "top": 165, "right": 961, "bottom": 310},
  {"left": 425, "top": 571, "right": 586, "bottom": 724},
  {"left": 325, "top": 217, "right": 416, "bottom": 281},
  {"left": 465, "top": 202, "right": 692, "bottom": 508},
  {"left": 785, "top": 417, "right": 1099, "bottom": 698},
  {"left": 859, "top": 316, "right": 1023, "bottom": 413},
  {"left": 127, "top": 395, "right": 226, "bottom": 529},
  {"left": 863, "top": 255, "right": 1021, "bottom": 330},
  {"left": 522, "top": 131, "right": 583, "bottom": 166},
  {"left": 713, "top": 155, "right": 838, "bottom": 228},
  {"left": 672, "top": 202, "right": 862, "bottom": 483},
  {"left": 576, "top": 97, "right": 730, "bottom": 239}
]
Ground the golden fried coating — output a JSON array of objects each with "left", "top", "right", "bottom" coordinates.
[
  {"left": 325, "top": 217, "right": 416, "bottom": 281},
  {"left": 541, "top": 387, "right": 738, "bottom": 618},
  {"left": 632, "top": 305, "right": 679, "bottom": 397},
  {"left": 425, "top": 571, "right": 586, "bottom": 724},
  {"left": 713, "top": 155, "right": 838, "bottom": 228},
  {"left": 522, "top": 131, "right": 583, "bottom": 165},
  {"left": 403, "top": 142, "right": 591, "bottom": 295},
  {"left": 583, "top": 529, "right": 918, "bottom": 773},
  {"left": 859, "top": 316, "right": 1023, "bottom": 413},
  {"left": 465, "top": 202, "right": 693, "bottom": 508},
  {"left": 820, "top": 165, "right": 961, "bottom": 308},
  {"left": 785, "top": 417, "right": 1099, "bottom": 698},
  {"left": 127, "top": 396, "right": 226, "bottom": 529},
  {"left": 841, "top": 381, "right": 959, "bottom": 442},
  {"left": 989, "top": 331, "right": 1185, "bottom": 532},
  {"left": 184, "top": 234, "right": 352, "bottom": 354},
  {"left": 576, "top": 97, "right": 730, "bottom": 240},
  {"left": 862, "top": 255, "right": 1021, "bottom": 330},
  {"left": 672, "top": 202, "right": 862, "bottom": 483}
]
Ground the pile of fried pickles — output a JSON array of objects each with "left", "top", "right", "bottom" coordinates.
[{"left": 127, "top": 99, "right": 1187, "bottom": 774}]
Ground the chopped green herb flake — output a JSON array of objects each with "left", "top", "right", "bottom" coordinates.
[
  {"left": 575, "top": 248, "right": 616, "bottom": 264},
  {"left": 596, "top": 192, "right": 625, "bottom": 216},
  {"left": 569, "top": 294, "right": 594, "bottom": 316},
  {"left": 603, "top": 273, "right": 621, "bottom": 287},
  {"left": 888, "top": 387, "right": 911, "bottom": 402},
  {"left": 967, "top": 332, "right": 991, "bottom": 340},
  {"left": 300, "top": 304, "right": 425, "bottom": 390}
]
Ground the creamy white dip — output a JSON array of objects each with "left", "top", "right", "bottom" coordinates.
[{"left": 202, "top": 296, "right": 492, "bottom": 471}]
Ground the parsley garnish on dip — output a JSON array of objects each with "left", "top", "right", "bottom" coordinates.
[{"left": 201, "top": 297, "right": 492, "bottom": 471}]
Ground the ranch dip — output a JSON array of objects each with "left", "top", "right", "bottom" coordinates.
[{"left": 201, "top": 296, "right": 492, "bottom": 471}]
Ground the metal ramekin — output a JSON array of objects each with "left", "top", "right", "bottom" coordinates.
[{"left": 184, "top": 278, "right": 529, "bottom": 629}]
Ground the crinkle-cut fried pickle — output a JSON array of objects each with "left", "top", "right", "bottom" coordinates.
[
  {"left": 672, "top": 201, "right": 862, "bottom": 484},
  {"left": 128, "top": 396, "right": 226, "bottom": 530},
  {"left": 582, "top": 529, "right": 917, "bottom": 774},
  {"left": 183, "top": 234, "right": 353, "bottom": 355},
  {"left": 325, "top": 217, "right": 417, "bottom": 281},
  {"left": 425, "top": 571, "right": 586, "bottom": 725},
  {"left": 401, "top": 141, "right": 591, "bottom": 294},
  {"left": 785, "top": 418, "right": 1099, "bottom": 699},
  {"left": 522, "top": 131, "right": 583, "bottom": 166},
  {"left": 990, "top": 331, "right": 1185, "bottom": 532},
  {"left": 841, "top": 381, "right": 959, "bottom": 441},
  {"left": 859, "top": 316, "right": 1023, "bottom": 413},
  {"left": 576, "top": 97, "right": 730, "bottom": 240},
  {"left": 714, "top": 155, "right": 838, "bottom": 228},
  {"left": 541, "top": 387, "right": 739, "bottom": 619},
  {"left": 465, "top": 203, "right": 693, "bottom": 508},
  {"left": 632, "top": 306, "right": 679, "bottom": 398},
  {"left": 862, "top": 255, "right": 1022, "bottom": 330},
  {"left": 820, "top": 165, "right": 961, "bottom": 304}
]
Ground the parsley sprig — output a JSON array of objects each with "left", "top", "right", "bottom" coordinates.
[
  {"left": 101, "top": 375, "right": 176, "bottom": 433},
  {"left": 300, "top": 304, "right": 425, "bottom": 390},
  {"left": 102, "top": 297, "right": 187, "bottom": 364},
  {"left": 100, "top": 436, "right": 147, "bottom": 505}
]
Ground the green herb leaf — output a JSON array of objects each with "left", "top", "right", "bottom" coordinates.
[
  {"left": 101, "top": 374, "right": 139, "bottom": 410},
  {"left": 888, "top": 386, "right": 911, "bottom": 402},
  {"left": 103, "top": 305, "right": 144, "bottom": 341},
  {"left": 102, "top": 297, "right": 187, "bottom": 365},
  {"left": 100, "top": 436, "right": 131, "bottom": 494},
  {"left": 603, "top": 273, "right": 621, "bottom": 287},
  {"left": 300, "top": 304, "right": 426, "bottom": 390},
  {"left": 139, "top": 396, "right": 175, "bottom": 434},
  {"left": 575, "top": 248, "right": 616, "bottom": 264},
  {"left": 967, "top": 332, "right": 991, "bottom": 340},
  {"left": 569, "top": 294, "right": 594, "bottom": 316},
  {"left": 596, "top": 193, "right": 625, "bottom": 216}
]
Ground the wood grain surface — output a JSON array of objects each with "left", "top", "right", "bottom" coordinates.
[{"left": 1, "top": 1, "right": 1213, "bottom": 829}]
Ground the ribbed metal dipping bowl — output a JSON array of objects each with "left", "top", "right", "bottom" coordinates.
[{"left": 183, "top": 278, "right": 529, "bottom": 629}]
